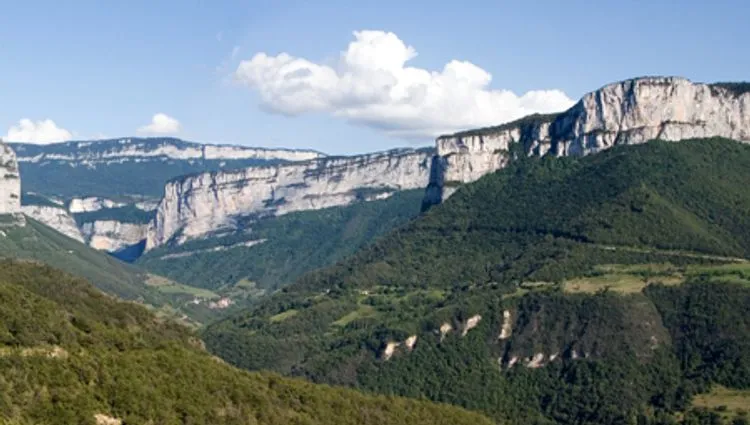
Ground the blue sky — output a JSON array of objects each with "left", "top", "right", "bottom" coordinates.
[{"left": 1, "top": 0, "right": 747, "bottom": 154}]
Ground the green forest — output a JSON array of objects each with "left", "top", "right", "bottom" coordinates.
[
  {"left": 203, "top": 138, "right": 750, "bottom": 424},
  {"left": 0, "top": 260, "right": 495, "bottom": 425}
]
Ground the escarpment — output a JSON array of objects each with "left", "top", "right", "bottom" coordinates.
[
  {"left": 146, "top": 148, "right": 433, "bottom": 249},
  {"left": 0, "top": 140, "right": 21, "bottom": 215},
  {"left": 424, "top": 76, "right": 750, "bottom": 205}
]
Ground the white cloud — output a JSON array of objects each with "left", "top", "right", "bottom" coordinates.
[
  {"left": 137, "top": 113, "right": 181, "bottom": 135},
  {"left": 235, "top": 30, "right": 575, "bottom": 138},
  {"left": 4, "top": 119, "right": 73, "bottom": 144}
]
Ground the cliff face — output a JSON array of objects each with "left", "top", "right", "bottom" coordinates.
[
  {"left": 20, "top": 205, "right": 84, "bottom": 242},
  {"left": 10, "top": 137, "right": 326, "bottom": 200},
  {"left": 425, "top": 77, "right": 750, "bottom": 205},
  {"left": 81, "top": 221, "right": 147, "bottom": 252},
  {"left": 146, "top": 148, "right": 433, "bottom": 249},
  {"left": 10, "top": 137, "right": 323, "bottom": 165},
  {"left": 0, "top": 141, "right": 21, "bottom": 214}
]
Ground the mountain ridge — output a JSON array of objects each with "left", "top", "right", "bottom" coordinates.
[{"left": 424, "top": 76, "right": 750, "bottom": 206}]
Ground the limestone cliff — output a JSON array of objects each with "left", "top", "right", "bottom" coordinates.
[
  {"left": 69, "top": 197, "right": 126, "bottom": 213},
  {"left": 146, "top": 148, "right": 433, "bottom": 249},
  {"left": 11, "top": 137, "right": 323, "bottom": 166},
  {"left": 81, "top": 221, "right": 148, "bottom": 252},
  {"left": 0, "top": 140, "right": 21, "bottom": 214},
  {"left": 20, "top": 205, "right": 84, "bottom": 242},
  {"left": 20, "top": 193, "right": 151, "bottom": 253},
  {"left": 425, "top": 77, "right": 750, "bottom": 205}
]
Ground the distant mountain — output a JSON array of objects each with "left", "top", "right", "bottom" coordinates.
[
  {"left": 9, "top": 137, "right": 324, "bottom": 257},
  {"left": 0, "top": 260, "right": 494, "bottom": 425},
  {"left": 204, "top": 138, "right": 750, "bottom": 425},
  {"left": 9, "top": 136, "right": 324, "bottom": 200}
]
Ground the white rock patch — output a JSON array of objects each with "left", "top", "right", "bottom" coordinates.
[
  {"left": 21, "top": 205, "right": 84, "bottom": 242},
  {"left": 498, "top": 310, "right": 512, "bottom": 340},
  {"left": 462, "top": 314, "right": 482, "bottom": 336}
]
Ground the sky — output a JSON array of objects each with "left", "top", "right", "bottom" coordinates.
[{"left": 1, "top": 0, "right": 748, "bottom": 154}]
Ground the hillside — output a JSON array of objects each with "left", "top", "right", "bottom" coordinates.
[
  {"left": 0, "top": 216, "right": 231, "bottom": 325},
  {"left": 0, "top": 260, "right": 494, "bottom": 425},
  {"left": 138, "top": 189, "right": 425, "bottom": 293},
  {"left": 203, "top": 138, "right": 750, "bottom": 424},
  {"left": 0, "top": 216, "right": 155, "bottom": 301}
]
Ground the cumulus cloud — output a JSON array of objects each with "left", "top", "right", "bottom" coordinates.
[
  {"left": 4, "top": 119, "right": 73, "bottom": 144},
  {"left": 137, "top": 113, "right": 181, "bottom": 135},
  {"left": 235, "top": 30, "right": 575, "bottom": 138}
]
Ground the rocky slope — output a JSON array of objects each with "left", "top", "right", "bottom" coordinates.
[
  {"left": 146, "top": 148, "right": 433, "bottom": 249},
  {"left": 20, "top": 204, "right": 84, "bottom": 242},
  {"left": 0, "top": 140, "right": 21, "bottom": 214},
  {"left": 424, "top": 77, "right": 750, "bottom": 205}
]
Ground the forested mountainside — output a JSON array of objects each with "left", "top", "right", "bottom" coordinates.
[
  {"left": 204, "top": 138, "right": 750, "bottom": 424},
  {"left": 0, "top": 216, "right": 252, "bottom": 326},
  {"left": 0, "top": 260, "right": 494, "bottom": 425}
]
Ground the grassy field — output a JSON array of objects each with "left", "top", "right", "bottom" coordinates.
[
  {"left": 692, "top": 386, "right": 750, "bottom": 418},
  {"left": 270, "top": 309, "right": 299, "bottom": 322},
  {"left": 560, "top": 261, "right": 750, "bottom": 294},
  {"left": 145, "top": 274, "right": 220, "bottom": 299},
  {"left": 333, "top": 305, "right": 377, "bottom": 327}
]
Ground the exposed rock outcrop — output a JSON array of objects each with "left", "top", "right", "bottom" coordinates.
[
  {"left": 146, "top": 148, "right": 433, "bottom": 249},
  {"left": 0, "top": 140, "right": 21, "bottom": 214},
  {"left": 69, "top": 197, "right": 125, "bottom": 213},
  {"left": 425, "top": 77, "right": 750, "bottom": 205},
  {"left": 498, "top": 310, "right": 512, "bottom": 340},
  {"left": 81, "top": 220, "right": 148, "bottom": 252},
  {"left": 21, "top": 205, "right": 84, "bottom": 242},
  {"left": 462, "top": 315, "right": 482, "bottom": 336},
  {"left": 11, "top": 137, "right": 323, "bottom": 166}
]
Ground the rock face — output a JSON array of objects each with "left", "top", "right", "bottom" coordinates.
[
  {"left": 81, "top": 221, "right": 148, "bottom": 252},
  {"left": 146, "top": 148, "right": 433, "bottom": 249},
  {"left": 425, "top": 77, "right": 750, "bottom": 205},
  {"left": 69, "top": 197, "right": 125, "bottom": 213},
  {"left": 10, "top": 137, "right": 323, "bottom": 165},
  {"left": 10, "top": 137, "right": 327, "bottom": 201},
  {"left": 0, "top": 141, "right": 21, "bottom": 214},
  {"left": 20, "top": 205, "right": 84, "bottom": 242},
  {"left": 20, "top": 193, "right": 151, "bottom": 253}
]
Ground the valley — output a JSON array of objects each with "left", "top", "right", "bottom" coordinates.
[{"left": 1, "top": 75, "right": 749, "bottom": 424}]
